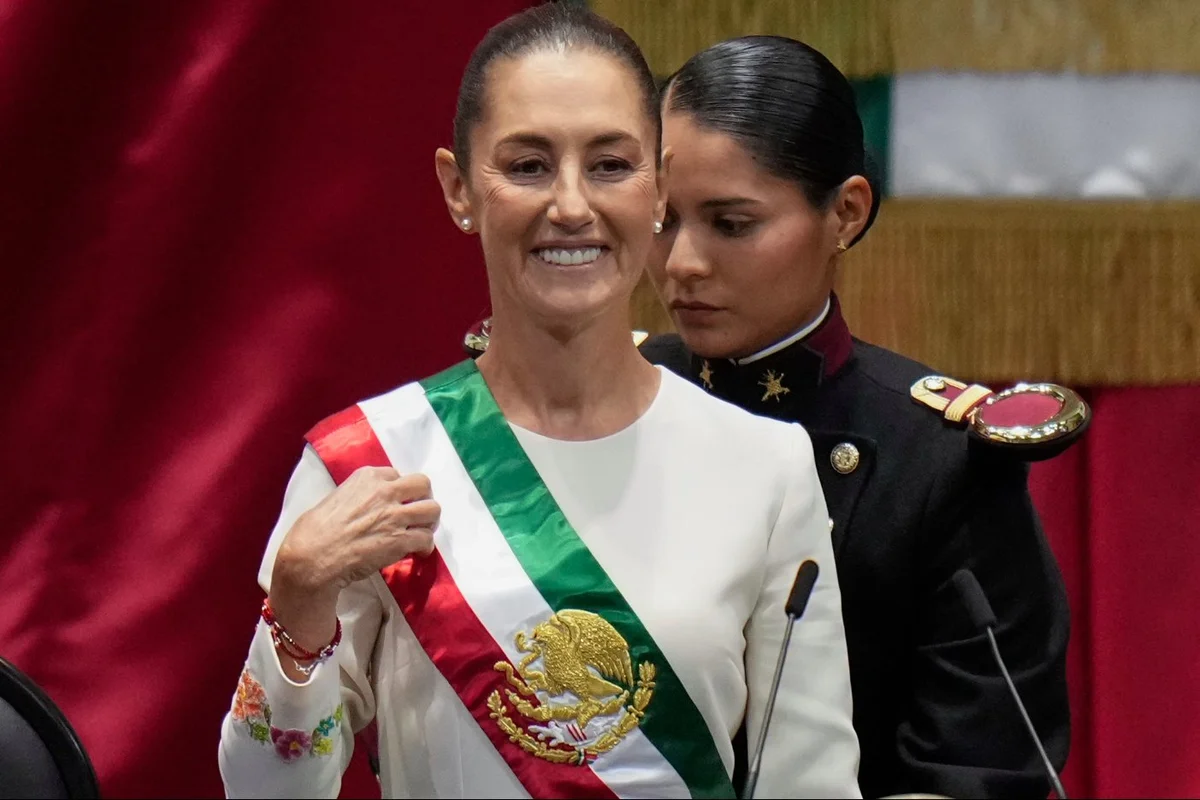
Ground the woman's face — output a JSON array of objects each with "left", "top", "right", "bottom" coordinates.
[
  {"left": 649, "top": 110, "right": 864, "bottom": 359},
  {"left": 438, "top": 49, "right": 662, "bottom": 327}
]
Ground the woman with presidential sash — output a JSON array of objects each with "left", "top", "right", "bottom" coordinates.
[
  {"left": 639, "top": 36, "right": 1079, "bottom": 800},
  {"left": 218, "top": 7, "right": 860, "bottom": 799}
]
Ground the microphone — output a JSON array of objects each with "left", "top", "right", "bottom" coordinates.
[
  {"left": 951, "top": 569, "right": 1068, "bottom": 800},
  {"left": 742, "top": 559, "right": 820, "bottom": 799}
]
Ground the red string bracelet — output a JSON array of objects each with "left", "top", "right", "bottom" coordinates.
[{"left": 261, "top": 598, "right": 342, "bottom": 675}]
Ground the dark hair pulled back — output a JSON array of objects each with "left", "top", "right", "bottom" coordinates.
[
  {"left": 664, "top": 35, "right": 881, "bottom": 245},
  {"left": 452, "top": 4, "right": 661, "bottom": 171}
]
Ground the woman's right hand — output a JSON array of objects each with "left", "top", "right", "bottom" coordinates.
[{"left": 267, "top": 466, "right": 441, "bottom": 653}]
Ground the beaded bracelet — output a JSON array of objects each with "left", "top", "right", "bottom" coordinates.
[{"left": 261, "top": 598, "right": 342, "bottom": 677}]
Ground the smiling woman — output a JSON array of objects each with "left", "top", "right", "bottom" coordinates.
[
  {"left": 434, "top": 47, "right": 661, "bottom": 358},
  {"left": 217, "top": 6, "right": 861, "bottom": 799}
]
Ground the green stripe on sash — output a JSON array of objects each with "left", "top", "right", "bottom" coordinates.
[{"left": 421, "top": 359, "right": 734, "bottom": 799}]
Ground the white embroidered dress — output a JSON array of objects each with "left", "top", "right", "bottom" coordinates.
[{"left": 218, "top": 367, "right": 861, "bottom": 798}]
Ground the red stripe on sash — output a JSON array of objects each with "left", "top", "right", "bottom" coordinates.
[
  {"left": 305, "top": 405, "right": 617, "bottom": 800},
  {"left": 306, "top": 405, "right": 390, "bottom": 484}
]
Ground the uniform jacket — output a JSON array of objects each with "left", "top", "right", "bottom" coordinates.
[{"left": 639, "top": 296, "right": 1071, "bottom": 799}]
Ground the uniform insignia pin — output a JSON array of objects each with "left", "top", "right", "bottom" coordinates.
[{"left": 759, "top": 369, "right": 790, "bottom": 402}]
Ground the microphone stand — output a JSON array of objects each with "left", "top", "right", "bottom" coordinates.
[
  {"left": 741, "top": 612, "right": 796, "bottom": 799},
  {"left": 742, "top": 559, "right": 818, "bottom": 799},
  {"left": 985, "top": 626, "right": 1068, "bottom": 800}
]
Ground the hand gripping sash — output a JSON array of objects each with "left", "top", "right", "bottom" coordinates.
[{"left": 304, "top": 360, "right": 733, "bottom": 799}]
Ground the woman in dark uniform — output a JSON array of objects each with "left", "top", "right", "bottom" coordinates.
[{"left": 641, "top": 36, "right": 1079, "bottom": 799}]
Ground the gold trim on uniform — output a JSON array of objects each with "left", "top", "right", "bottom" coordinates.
[
  {"left": 910, "top": 375, "right": 1091, "bottom": 450},
  {"left": 759, "top": 369, "right": 790, "bottom": 402},
  {"left": 944, "top": 384, "right": 994, "bottom": 423},
  {"left": 830, "top": 443, "right": 861, "bottom": 475},
  {"left": 698, "top": 360, "right": 714, "bottom": 390},
  {"left": 910, "top": 375, "right": 970, "bottom": 413},
  {"left": 970, "top": 383, "right": 1089, "bottom": 447}
]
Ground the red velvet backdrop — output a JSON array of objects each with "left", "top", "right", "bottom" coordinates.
[
  {"left": 0, "top": 1, "right": 529, "bottom": 797},
  {"left": 1029, "top": 388, "right": 1200, "bottom": 800},
  {"left": 2, "top": 2, "right": 1199, "bottom": 799}
]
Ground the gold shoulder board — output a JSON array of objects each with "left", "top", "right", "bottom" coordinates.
[{"left": 910, "top": 375, "right": 1090, "bottom": 461}]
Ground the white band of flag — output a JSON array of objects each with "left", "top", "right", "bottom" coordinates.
[{"left": 887, "top": 73, "right": 1200, "bottom": 198}]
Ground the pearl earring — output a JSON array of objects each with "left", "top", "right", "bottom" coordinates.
[
  {"left": 653, "top": 220, "right": 663, "bottom": 234},
  {"left": 460, "top": 217, "right": 473, "bottom": 232}
]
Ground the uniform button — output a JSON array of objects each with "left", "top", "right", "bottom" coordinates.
[
  {"left": 830, "top": 442, "right": 860, "bottom": 475},
  {"left": 923, "top": 376, "right": 947, "bottom": 392}
]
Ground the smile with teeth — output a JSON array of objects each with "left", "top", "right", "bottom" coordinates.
[{"left": 534, "top": 246, "right": 606, "bottom": 266}]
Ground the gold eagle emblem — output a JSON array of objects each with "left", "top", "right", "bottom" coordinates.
[{"left": 489, "top": 610, "right": 655, "bottom": 764}]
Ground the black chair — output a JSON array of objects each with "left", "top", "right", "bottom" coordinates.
[{"left": 0, "top": 655, "right": 99, "bottom": 799}]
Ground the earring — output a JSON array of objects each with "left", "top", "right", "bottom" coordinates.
[
  {"left": 460, "top": 217, "right": 473, "bottom": 232},
  {"left": 653, "top": 220, "right": 663, "bottom": 234},
  {"left": 836, "top": 239, "right": 848, "bottom": 253}
]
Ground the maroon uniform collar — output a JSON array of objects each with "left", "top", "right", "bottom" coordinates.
[{"left": 688, "top": 293, "right": 854, "bottom": 415}]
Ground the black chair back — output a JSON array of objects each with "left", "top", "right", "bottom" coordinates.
[{"left": 0, "top": 655, "right": 99, "bottom": 799}]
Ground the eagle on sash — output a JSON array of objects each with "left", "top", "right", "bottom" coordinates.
[{"left": 491, "top": 610, "right": 655, "bottom": 763}]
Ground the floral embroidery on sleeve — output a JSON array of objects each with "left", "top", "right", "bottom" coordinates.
[
  {"left": 272, "top": 728, "right": 312, "bottom": 761},
  {"left": 233, "top": 668, "right": 344, "bottom": 763}
]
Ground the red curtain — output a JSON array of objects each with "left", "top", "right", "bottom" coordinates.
[
  {"left": 3, "top": 2, "right": 1199, "bottom": 799},
  {"left": 0, "top": 1, "right": 529, "bottom": 797},
  {"left": 1030, "top": 387, "right": 1200, "bottom": 800}
]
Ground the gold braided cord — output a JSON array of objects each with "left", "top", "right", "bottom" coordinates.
[
  {"left": 630, "top": 200, "right": 1200, "bottom": 386},
  {"left": 591, "top": 0, "right": 1200, "bottom": 77}
]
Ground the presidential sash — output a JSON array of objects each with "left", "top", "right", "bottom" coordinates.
[{"left": 304, "top": 359, "right": 734, "bottom": 799}]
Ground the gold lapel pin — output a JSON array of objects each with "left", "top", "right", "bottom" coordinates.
[{"left": 759, "top": 369, "right": 790, "bottom": 402}]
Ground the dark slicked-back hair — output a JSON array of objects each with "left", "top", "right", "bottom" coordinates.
[
  {"left": 452, "top": 4, "right": 661, "bottom": 170},
  {"left": 663, "top": 35, "right": 881, "bottom": 245}
]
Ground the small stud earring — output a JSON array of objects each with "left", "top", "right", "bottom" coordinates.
[
  {"left": 460, "top": 217, "right": 473, "bottom": 232},
  {"left": 653, "top": 220, "right": 663, "bottom": 234},
  {"left": 836, "top": 239, "right": 848, "bottom": 253}
]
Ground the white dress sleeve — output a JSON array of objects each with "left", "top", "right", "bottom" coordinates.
[
  {"left": 744, "top": 424, "right": 862, "bottom": 799},
  {"left": 218, "top": 446, "right": 384, "bottom": 799}
]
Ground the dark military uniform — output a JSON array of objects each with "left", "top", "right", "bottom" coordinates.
[{"left": 638, "top": 296, "right": 1073, "bottom": 799}]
